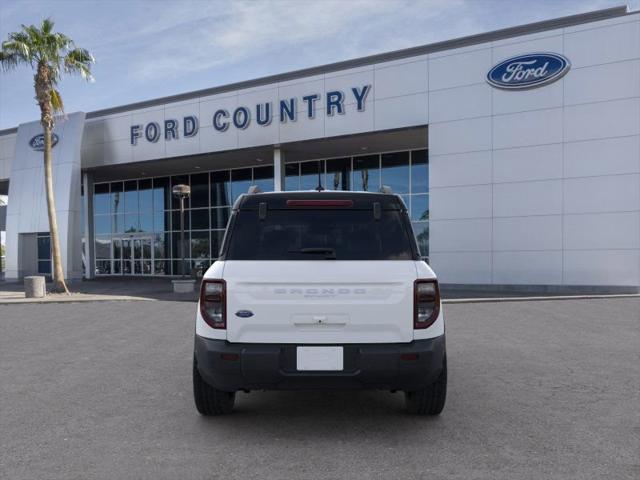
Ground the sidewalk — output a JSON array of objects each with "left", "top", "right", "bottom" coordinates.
[{"left": 0, "top": 277, "right": 199, "bottom": 304}]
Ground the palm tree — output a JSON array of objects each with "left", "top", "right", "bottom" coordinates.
[{"left": 0, "top": 18, "right": 94, "bottom": 293}]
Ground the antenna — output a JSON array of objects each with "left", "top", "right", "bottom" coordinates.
[{"left": 315, "top": 162, "right": 324, "bottom": 192}]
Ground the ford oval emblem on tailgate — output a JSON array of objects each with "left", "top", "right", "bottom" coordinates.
[{"left": 235, "top": 310, "right": 254, "bottom": 318}]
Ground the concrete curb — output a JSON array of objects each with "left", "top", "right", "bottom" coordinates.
[
  {"left": 0, "top": 295, "right": 154, "bottom": 304},
  {"left": 442, "top": 293, "right": 640, "bottom": 304}
]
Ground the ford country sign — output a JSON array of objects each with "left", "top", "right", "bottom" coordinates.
[
  {"left": 29, "top": 133, "right": 59, "bottom": 151},
  {"left": 487, "top": 53, "right": 570, "bottom": 90}
]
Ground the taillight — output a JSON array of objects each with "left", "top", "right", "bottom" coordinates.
[
  {"left": 414, "top": 279, "right": 440, "bottom": 329},
  {"left": 200, "top": 279, "right": 226, "bottom": 329}
]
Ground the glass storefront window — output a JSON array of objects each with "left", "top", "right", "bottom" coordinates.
[
  {"left": 113, "top": 238, "right": 122, "bottom": 260},
  {"left": 138, "top": 179, "right": 153, "bottom": 212},
  {"left": 153, "top": 177, "right": 170, "bottom": 211},
  {"left": 411, "top": 149, "right": 428, "bottom": 193},
  {"left": 231, "top": 168, "right": 252, "bottom": 202},
  {"left": 190, "top": 173, "right": 209, "bottom": 208},
  {"left": 153, "top": 233, "right": 167, "bottom": 259},
  {"left": 411, "top": 194, "right": 429, "bottom": 221},
  {"left": 190, "top": 231, "right": 210, "bottom": 259},
  {"left": 124, "top": 180, "right": 138, "bottom": 212},
  {"left": 353, "top": 155, "right": 380, "bottom": 192},
  {"left": 191, "top": 208, "right": 209, "bottom": 230},
  {"left": 92, "top": 150, "right": 429, "bottom": 275},
  {"left": 154, "top": 260, "right": 169, "bottom": 275},
  {"left": 210, "top": 171, "right": 230, "bottom": 207},
  {"left": 381, "top": 151, "right": 410, "bottom": 194},
  {"left": 95, "top": 236, "right": 111, "bottom": 259},
  {"left": 326, "top": 158, "right": 351, "bottom": 191},
  {"left": 300, "top": 160, "right": 324, "bottom": 190},
  {"left": 253, "top": 166, "right": 274, "bottom": 192},
  {"left": 211, "top": 207, "right": 230, "bottom": 230},
  {"left": 211, "top": 230, "right": 225, "bottom": 259},
  {"left": 412, "top": 222, "right": 429, "bottom": 257},
  {"left": 112, "top": 214, "right": 124, "bottom": 234},
  {"left": 171, "top": 210, "right": 190, "bottom": 231},
  {"left": 139, "top": 212, "right": 153, "bottom": 232},
  {"left": 111, "top": 182, "right": 123, "bottom": 215},
  {"left": 172, "top": 232, "right": 186, "bottom": 258},
  {"left": 94, "top": 215, "right": 110, "bottom": 235},
  {"left": 124, "top": 213, "right": 139, "bottom": 233},
  {"left": 154, "top": 211, "right": 168, "bottom": 232},
  {"left": 94, "top": 183, "right": 110, "bottom": 214},
  {"left": 285, "top": 163, "right": 299, "bottom": 191}
]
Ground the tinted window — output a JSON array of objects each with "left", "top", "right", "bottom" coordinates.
[{"left": 226, "top": 209, "right": 415, "bottom": 260}]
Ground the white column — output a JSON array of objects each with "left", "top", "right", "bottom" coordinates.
[
  {"left": 82, "top": 172, "right": 94, "bottom": 279},
  {"left": 273, "top": 147, "right": 285, "bottom": 192}
]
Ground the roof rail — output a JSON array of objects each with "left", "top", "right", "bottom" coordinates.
[
  {"left": 247, "top": 185, "right": 262, "bottom": 194},
  {"left": 379, "top": 185, "right": 393, "bottom": 194}
]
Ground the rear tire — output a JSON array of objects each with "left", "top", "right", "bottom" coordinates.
[
  {"left": 405, "top": 354, "right": 447, "bottom": 415},
  {"left": 193, "top": 357, "right": 236, "bottom": 415}
]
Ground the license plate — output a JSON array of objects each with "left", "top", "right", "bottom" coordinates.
[{"left": 296, "top": 346, "right": 343, "bottom": 371}]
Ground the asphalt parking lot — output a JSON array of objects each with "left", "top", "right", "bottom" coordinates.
[{"left": 1, "top": 298, "right": 638, "bottom": 480}]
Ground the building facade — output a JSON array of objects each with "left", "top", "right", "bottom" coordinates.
[{"left": 0, "top": 6, "right": 639, "bottom": 292}]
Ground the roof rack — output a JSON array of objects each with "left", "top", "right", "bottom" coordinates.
[{"left": 379, "top": 185, "right": 393, "bottom": 194}]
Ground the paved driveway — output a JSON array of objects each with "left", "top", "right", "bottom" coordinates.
[{"left": 1, "top": 298, "right": 638, "bottom": 479}]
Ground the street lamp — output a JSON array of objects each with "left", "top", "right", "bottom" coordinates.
[{"left": 172, "top": 184, "right": 191, "bottom": 278}]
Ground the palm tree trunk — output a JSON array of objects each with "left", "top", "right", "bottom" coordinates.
[{"left": 43, "top": 122, "right": 69, "bottom": 294}]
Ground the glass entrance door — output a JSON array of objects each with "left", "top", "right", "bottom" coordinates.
[{"left": 113, "top": 236, "right": 153, "bottom": 275}]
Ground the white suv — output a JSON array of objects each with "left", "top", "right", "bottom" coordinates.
[{"left": 193, "top": 191, "right": 446, "bottom": 415}]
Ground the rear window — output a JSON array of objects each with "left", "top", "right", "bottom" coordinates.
[{"left": 224, "top": 209, "right": 416, "bottom": 260}]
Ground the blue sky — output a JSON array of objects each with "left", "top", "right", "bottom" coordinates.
[{"left": 0, "top": 0, "right": 634, "bottom": 130}]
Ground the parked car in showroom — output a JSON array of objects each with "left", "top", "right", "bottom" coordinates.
[{"left": 193, "top": 189, "right": 446, "bottom": 415}]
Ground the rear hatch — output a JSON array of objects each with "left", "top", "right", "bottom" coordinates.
[
  {"left": 220, "top": 193, "right": 421, "bottom": 344},
  {"left": 224, "top": 261, "right": 417, "bottom": 343}
]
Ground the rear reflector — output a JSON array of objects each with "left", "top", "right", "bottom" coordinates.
[
  {"left": 400, "top": 353, "right": 419, "bottom": 361},
  {"left": 220, "top": 353, "right": 240, "bottom": 361},
  {"left": 286, "top": 199, "right": 354, "bottom": 207}
]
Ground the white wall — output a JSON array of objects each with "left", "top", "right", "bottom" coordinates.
[
  {"left": 5, "top": 113, "right": 85, "bottom": 280},
  {"left": 428, "top": 13, "right": 640, "bottom": 287},
  {"left": 0, "top": 133, "right": 16, "bottom": 181}
]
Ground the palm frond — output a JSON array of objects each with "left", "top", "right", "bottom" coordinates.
[
  {"left": 41, "top": 17, "right": 54, "bottom": 35},
  {"left": 2, "top": 35, "right": 32, "bottom": 64},
  {"left": 64, "top": 47, "right": 94, "bottom": 81},
  {"left": 50, "top": 88, "right": 64, "bottom": 113},
  {"left": 0, "top": 51, "right": 20, "bottom": 70}
]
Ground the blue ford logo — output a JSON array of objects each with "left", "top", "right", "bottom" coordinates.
[
  {"left": 487, "top": 53, "right": 570, "bottom": 90},
  {"left": 235, "top": 310, "right": 254, "bottom": 318},
  {"left": 29, "top": 133, "right": 59, "bottom": 151}
]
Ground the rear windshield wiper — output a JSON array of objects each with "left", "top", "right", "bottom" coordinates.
[{"left": 288, "top": 247, "right": 337, "bottom": 259}]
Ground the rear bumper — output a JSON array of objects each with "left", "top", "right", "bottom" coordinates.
[{"left": 194, "top": 335, "right": 445, "bottom": 392}]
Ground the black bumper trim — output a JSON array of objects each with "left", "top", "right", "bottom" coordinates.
[{"left": 194, "top": 335, "right": 445, "bottom": 392}]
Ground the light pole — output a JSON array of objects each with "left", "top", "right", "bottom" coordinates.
[{"left": 172, "top": 184, "right": 191, "bottom": 278}]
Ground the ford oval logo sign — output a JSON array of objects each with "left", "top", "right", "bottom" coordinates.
[
  {"left": 487, "top": 53, "right": 570, "bottom": 90},
  {"left": 29, "top": 133, "right": 59, "bottom": 151},
  {"left": 235, "top": 310, "right": 254, "bottom": 318}
]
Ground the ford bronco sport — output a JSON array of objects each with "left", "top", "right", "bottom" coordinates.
[{"left": 193, "top": 190, "right": 446, "bottom": 415}]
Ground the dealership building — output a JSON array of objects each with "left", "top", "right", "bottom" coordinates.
[{"left": 0, "top": 5, "right": 639, "bottom": 292}]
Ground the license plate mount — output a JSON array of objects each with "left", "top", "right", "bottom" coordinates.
[{"left": 296, "top": 346, "right": 344, "bottom": 371}]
